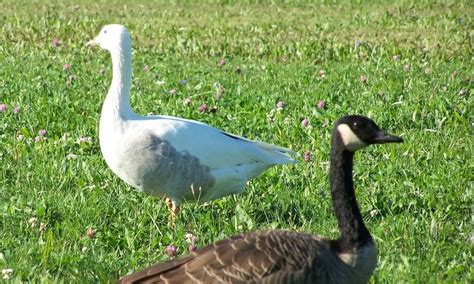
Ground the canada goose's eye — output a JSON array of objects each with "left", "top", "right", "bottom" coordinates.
[{"left": 353, "top": 122, "right": 358, "bottom": 128}]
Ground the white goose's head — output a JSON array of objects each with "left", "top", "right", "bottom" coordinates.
[
  {"left": 335, "top": 115, "right": 403, "bottom": 152},
  {"left": 86, "top": 24, "right": 131, "bottom": 52}
]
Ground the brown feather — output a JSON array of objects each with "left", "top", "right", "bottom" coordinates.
[
  {"left": 118, "top": 116, "right": 401, "bottom": 283},
  {"left": 118, "top": 230, "right": 337, "bottom": 284}
]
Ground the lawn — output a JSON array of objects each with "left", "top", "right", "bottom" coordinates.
[{"left": 0, "top": 0, "right": 472, "bottom": 282}]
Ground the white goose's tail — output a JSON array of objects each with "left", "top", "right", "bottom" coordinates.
[
  {"left": 220, "top": 130, "right": 297, "bottom": 165},
  {"left": 253, "top": 140, "right": 297, "bottom": 165}
]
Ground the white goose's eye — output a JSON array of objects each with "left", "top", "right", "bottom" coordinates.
[{"left": 103, "top": 30, "right": 107, "bottom": 34}]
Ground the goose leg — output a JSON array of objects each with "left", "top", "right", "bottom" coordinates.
[{"left": 165, "top": 197, "right": 180, "bottom": 221}]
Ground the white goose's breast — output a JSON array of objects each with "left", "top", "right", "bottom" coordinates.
[
  {"left": 98, "top": 115, "right": 140, "bottom": 183},
  {"left": 99, "top": 122, "right": 215, "bottom": 199}
]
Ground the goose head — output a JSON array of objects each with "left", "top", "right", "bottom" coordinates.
[
  {"left": 335, "top": 115, "right": 403, "bottom": 152},
  {"left": 86, "top": 24, "right": 131, "bottom": 52}
]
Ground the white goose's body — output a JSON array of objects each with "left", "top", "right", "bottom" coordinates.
[
  {"left": 99, "top": 113, "right": 293, "bottom": 202},
  {"left": 88, "top": 25, "right": 295, "bottom": 210}
]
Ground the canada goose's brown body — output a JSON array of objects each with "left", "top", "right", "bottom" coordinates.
[
  {"left": 119, "top": 115, "right": 403, "bottom": 284},
  {"left": 120, "top": 230, "right": 377, "bottom": 283}
]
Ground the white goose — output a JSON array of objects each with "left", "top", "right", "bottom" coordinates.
[{"left": 86, "top": 24, "right": 295, "bottom": 217}]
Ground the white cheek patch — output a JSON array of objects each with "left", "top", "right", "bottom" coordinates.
[{"left": 337, "top": 124, "right": 367, "bottom": 151}]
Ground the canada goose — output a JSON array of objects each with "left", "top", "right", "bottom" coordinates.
[
  {"left": 86, "top": 24, "right": 295, "bottom": 218},
  {"left": 118, "top": 115, "right": 403, "bottom": 283}
]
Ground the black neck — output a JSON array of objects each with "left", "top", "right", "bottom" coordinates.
[{"left": 330, "top": 131, "right": 372, "bottom": 252}]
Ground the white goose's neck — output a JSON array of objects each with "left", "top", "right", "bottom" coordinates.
[{"left": 103, "top": 44, "right": 135, "bottom": 120}]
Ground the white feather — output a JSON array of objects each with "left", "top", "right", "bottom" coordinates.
[
  {"left": 90, "top": 24, "right": 295, "bottom": 204},
  {"left": 337, "top": 124, "right": 367, "bottom": 151}
]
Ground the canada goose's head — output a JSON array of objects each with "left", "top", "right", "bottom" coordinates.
[
  {"left": 86, "top": 24, "right": 131, "bottom": 52},
  {"left": 335, "top": 115, "right": 403, "bottom": 152}
]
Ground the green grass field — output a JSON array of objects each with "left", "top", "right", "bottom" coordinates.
[{"left": 0, "top": 1, "right": 472, "bottom": 282}]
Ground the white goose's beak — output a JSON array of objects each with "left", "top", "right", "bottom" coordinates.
[{"left": 86, "top": 37, "right": 99, "bottom": 47}]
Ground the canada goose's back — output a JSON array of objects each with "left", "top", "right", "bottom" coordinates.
[{"left": 119, "top": 230, "right": 377, "bottom": 284}]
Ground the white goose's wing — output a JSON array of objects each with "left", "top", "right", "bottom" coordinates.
[
  {"left": 120, "top": 115, "right": 295, "bottom": 201},
  {"left": 141, "top": 115, "right": 296, "bottom": 169}
]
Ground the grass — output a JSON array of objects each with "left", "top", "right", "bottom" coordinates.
[{"left": 0, "top": 0, "right": 472, "bottom": 282}]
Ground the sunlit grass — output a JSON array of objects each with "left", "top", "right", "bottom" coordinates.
[{"left": 0, "top": 1, "right": 472, "bottom": 282}]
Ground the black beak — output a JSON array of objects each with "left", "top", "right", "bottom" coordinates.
[{"left": 373, "top": 131, "right": 404, "bottom": 144}]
